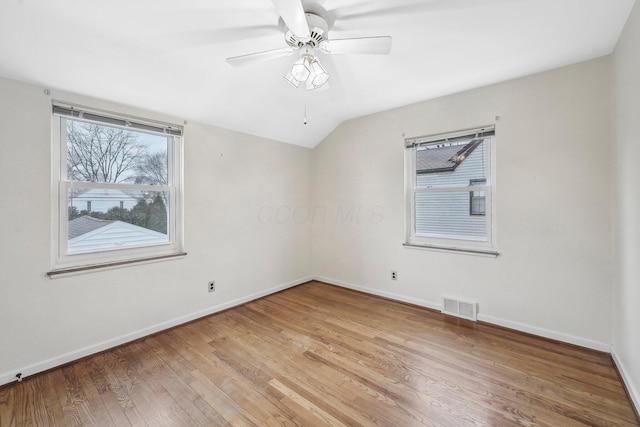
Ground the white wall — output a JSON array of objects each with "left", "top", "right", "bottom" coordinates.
[
  {"left": 312, "top": 57, "right": 614, "bottom": 350},
  {"left": 1, "top": 38, "right": 636, "bottom": 404},
  {"left": 613, "top": 0, "right": 640, "bottom": 411},
  {"left": 0, "top": 76, "right": 312, "bottom": 384}
]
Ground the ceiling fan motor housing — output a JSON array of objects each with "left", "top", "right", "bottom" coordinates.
[{"left": 285, "top": 13, "right": 328, "bottom": 49}]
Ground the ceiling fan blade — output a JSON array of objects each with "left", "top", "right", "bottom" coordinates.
[
  {"left": 226, "top": 46, "right": 295, "bottom": 67},
  {"left": 271, "top": 0, "right": 310, "bottom": 39},
  {"left": 321, "top": 36, "right": 392, "bottom": 55}
]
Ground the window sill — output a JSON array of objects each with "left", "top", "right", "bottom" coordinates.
[
  {"left": 47, "top": 252, "right": 187, "bottom": 279},
  {"left": 402, "top": 243, "right": 498, "bottom": 258}
]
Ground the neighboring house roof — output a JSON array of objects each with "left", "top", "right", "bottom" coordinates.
[
  {"left": 69, "top": 187, "right": 141, "bottom": 200},
  {"left": 68, "top": 216, "right": 115, "bottom": 239},
  {"left": 416, "top": 139, "right": 482, "bottom": 174},
  {"left": 68, "top": 216, "right": 167, "bottom": 252}
]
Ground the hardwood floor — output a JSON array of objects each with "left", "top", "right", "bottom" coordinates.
[{"left": 0, "top": 281, "right": 637, "bottom": 426}]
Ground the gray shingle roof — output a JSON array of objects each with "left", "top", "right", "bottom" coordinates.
[
  {"left": 416, "top": 139, "right": 482, "bottom": 174},
  {"left": 68, "top": 215, "right": 115, "bottom": 239},
  {"left": 68, "top": 220, "right": 168, "bottom": 252}
]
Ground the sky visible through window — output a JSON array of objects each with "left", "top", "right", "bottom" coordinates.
[{"left": 66, "top": 118, "right": 168, "bottom": 184}]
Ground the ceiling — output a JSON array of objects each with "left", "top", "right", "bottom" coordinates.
[{"left": 0, "top": 0, "right": 635, "bottom": 148}]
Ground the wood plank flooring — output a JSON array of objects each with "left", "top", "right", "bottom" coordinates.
[{"left": 0, "top": 281, "right": 638, "bottom": 426}]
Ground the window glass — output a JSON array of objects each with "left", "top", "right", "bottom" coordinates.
[
  {"left": 470, "top": 179, "right": 486, "bottom": 216},
  {"left": 52, "top": 104, "right": 183, "bottom": 271},
  {"left": 415, "top": 139, "right": 487, "bottom": 188},
  {"left": 415, "top": 191, "right": 486, "bottom": 239},
  {"left": 66, "top": 119, "right": 168, "bottom": 184},
  {"left": 67, "top": 189, "right": 170, "bottom": 253},
  {"left": 405, "top": 128, "right": 494, "bottom": 252}
]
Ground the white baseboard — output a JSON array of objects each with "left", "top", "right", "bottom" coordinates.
[
  {"left": 477, "top": 313, "right": 611, "bottom": 352},
  {"left": 314, "top": 276, "right": 442, "bottom": 312},
  {"left": 0, "top": 276, "right": 312, "bottom": 387},
  {"left": 611, "top": 346, "right": 640, "bottom": 417},
  {"left": 1, "top": 275, "right": 620, "bottom": 391},
  {"left": 314, "top": 276, "right": 611, "bottom": 353}
]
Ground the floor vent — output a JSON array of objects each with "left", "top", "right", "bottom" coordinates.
[{"left": 442, "top": 297, "right": 477, "bottom": 321}]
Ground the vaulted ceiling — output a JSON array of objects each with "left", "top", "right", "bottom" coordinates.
[{"left": 0, "top": 0, "right": 635, "bottom": 148}]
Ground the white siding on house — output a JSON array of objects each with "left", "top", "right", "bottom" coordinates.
[
  {"left": 69, "top": 188, "right": 139, "bottom": 213},
  {"left": 415, "top": 140, "right": 488, "bottom": 238},
  {"left": 415, "top": 192, "right": 486, "bottom": 238}
]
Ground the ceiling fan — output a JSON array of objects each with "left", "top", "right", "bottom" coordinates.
[{"left": 225, "top": 0, "right": 392, "bottom": 90}]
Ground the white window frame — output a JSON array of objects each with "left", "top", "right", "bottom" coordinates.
[
  {"left": 50, "top": 102, "right": 185, "bottom": 275},
  {"left": 404, "top": 126, "right": 497, "bottom": 255}
]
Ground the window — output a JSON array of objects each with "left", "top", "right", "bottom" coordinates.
[
  {"left": 50, "top": 103, "right": 184, "bottom": 273},
  {"left": 405, "top": 126, "right": 495, "bottom": 253},
  {"left": 469, "top": 179, "right": 486, "bottom": 216}
]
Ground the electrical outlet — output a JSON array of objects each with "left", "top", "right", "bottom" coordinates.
[
  {"left": 391, "top": 271, "right": 398, "bottom": 280},
  {"left": 208, "top": 281, "right": 215, "bottom": 292}
]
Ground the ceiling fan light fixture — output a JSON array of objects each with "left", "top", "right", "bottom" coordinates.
[
  {"left": 284, "top": 53, "right": 329, "bottom": 91},
  {"left": 308, "top": 58, "right": 329, "bottom": 89},
  {"left": 226, "top": 3, "right": 392, "bottom": 92},
  {"left": 291, "top": 55, "right": 312, "bottom": 81},
  {"left": 283, "top": 72, "right": 300, "bottom": 88}
]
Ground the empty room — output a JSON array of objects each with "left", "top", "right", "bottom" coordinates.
[{"left": 1, "top": 0, "right": 639, "bottom": 425}]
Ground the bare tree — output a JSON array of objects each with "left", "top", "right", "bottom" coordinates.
[
  {"left": 67, "top": 121, "right": 146, "bottom": 183},
  {"left": 133, "top": 151, "right": 167, "bottom": 185}
]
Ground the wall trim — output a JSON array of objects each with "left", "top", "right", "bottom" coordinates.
[
  {"left": 313, "top": 275, "right": 442, "bottom": 312},
  {"left": 314, "top": 276, "right": 611, "bottom": 353},
  {"left": 611, "top": 346, "right": 640, "bottom": 418},
  {"left": 0, "top": 276, "right": 312, "bottom": 387},
  {"left": 1, "top": 275, "right": 619, "bottom": 390},
  {"left": 477, "top": 313, "right": 611, "bottom": 353}
]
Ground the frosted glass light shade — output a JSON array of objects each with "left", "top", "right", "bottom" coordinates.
[{"left": 283, "top": 53, "right": 329, "bottom": 91}]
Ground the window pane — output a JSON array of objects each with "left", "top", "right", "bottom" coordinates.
[
  {"left": 68, "top": 188, "right": 169, "bottom": 253},
  {"left": 470, "top": 192, "right": 486, "bottom": 216},
  {"left": 470, "top": 179, "right": 486, "bottom": 216},
  {"left": 415, "top": 139, "right": 487, "bottom": 188},
  {"left": 415, "top": 192, "right": 486, "bottom": 239},
  {"left": 66, "top": 118, "right": 168, "bottom": 184}
]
